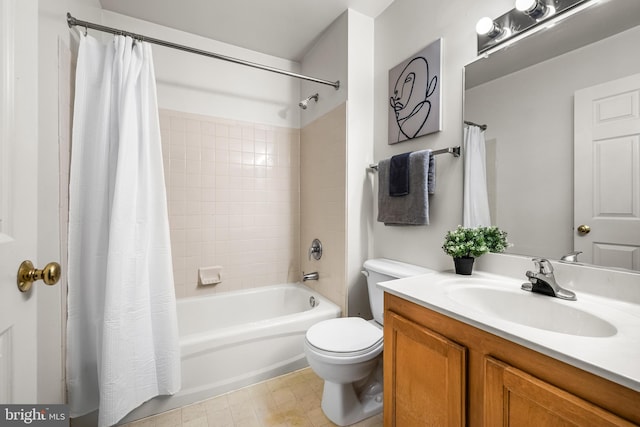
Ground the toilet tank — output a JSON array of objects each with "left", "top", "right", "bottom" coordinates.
[{"left": 363, "top": 258, "right": 436, "bottom": 325}]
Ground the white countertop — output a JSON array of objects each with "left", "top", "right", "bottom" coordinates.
[{"left": 378, "top": 270, "right": 640, "bottom": 392}]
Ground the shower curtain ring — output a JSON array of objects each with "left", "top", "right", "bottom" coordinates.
[{"left": 84, "top": 25, "right": 87, "bottom": 36}]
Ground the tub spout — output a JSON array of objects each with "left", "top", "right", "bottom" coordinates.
[{"left": 303, "top": 272, "right": 319, "bottom": 281}]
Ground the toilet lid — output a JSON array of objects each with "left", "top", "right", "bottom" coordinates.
[{"left": 306, "top": 317, "right": 383, "bottom": 353}]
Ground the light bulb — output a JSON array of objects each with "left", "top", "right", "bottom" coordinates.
[
  {"left": 476, "top": 17, "right": 501, "bottom": 37},
  {"left": 515, "top": 0, "right": 536, "bottom": 12},
  {"left": 515, "top": 0, "right": 548, "bottom": 18}
]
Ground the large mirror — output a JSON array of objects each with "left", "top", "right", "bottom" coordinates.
[{"left": 464, "top": 0, "right": 640, "bottom": 272}]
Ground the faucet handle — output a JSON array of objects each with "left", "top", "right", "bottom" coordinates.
[
  {"left": 308, "top": 238, "right": 322, "bottom": 260},
  {"left": 532, "top": 257, "right": 554, "bottom": 274}
]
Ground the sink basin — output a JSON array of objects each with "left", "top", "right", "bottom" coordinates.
[{"left": 446, "top": 283, "right": 617, "bottom": 337}]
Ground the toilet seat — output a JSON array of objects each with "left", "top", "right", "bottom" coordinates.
[{"left": 305, "top": 318, "right": 383, "bottom": 364}]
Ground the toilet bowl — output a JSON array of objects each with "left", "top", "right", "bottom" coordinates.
[{"left": 304, "top": 258, "right": 435, "bottom": 426}]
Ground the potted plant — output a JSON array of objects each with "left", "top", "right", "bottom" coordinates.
[{"left": 442, "top": 226, "right": 509, "bottom": 275}]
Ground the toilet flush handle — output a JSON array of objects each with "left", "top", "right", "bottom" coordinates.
[{"left": 361, "top": 270, "right": 369, "bottom": 277}]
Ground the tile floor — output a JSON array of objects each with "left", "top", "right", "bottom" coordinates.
[{"left": 120, "top": 368, "right": 383, "bottom": 427}]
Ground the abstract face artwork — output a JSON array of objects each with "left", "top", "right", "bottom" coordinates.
[{"left": 388, "top": 38, "right": 442, "bottom": 144}]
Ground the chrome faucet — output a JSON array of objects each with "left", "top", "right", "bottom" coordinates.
[
  {"left": 303, "top": 272, "right": 319, "bottom": 281},
  {"left": 521, "top": 258, "right": 576, "bottom": 301},
  {"left": 560, "top": 250, "right": 582, "bottom": 263}
]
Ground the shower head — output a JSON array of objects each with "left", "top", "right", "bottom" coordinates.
[{"left": 299, "top": 93, "right": 319, "bottom": 110}]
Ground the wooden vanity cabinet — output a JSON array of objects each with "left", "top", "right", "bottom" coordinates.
[
  {"left": 384, "top": 293, "right": 640, "bottom": 426},
  {"left": 484, "top": 357, "right": 636, "bottom": 426},
  {"left": 384, "top": 310, "right": 467, "bottom": 426}
]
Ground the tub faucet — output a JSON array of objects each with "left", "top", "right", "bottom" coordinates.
[
  {"left": 303, "top": 272, "right": 319, "bottom": 281},
  {"left": 521, "top": 258, "right": 577, "bottom": 301}
]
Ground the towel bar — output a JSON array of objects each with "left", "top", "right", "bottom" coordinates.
[{"left": 368, "top": 146, "right": 460, "bottom": 171}]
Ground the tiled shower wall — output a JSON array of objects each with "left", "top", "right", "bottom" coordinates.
[{"left": 158, "top": 109, "right": 301, "bottom": 298}]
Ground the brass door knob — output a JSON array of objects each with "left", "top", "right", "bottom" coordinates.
[
  {"left": 577, "top": 224, "right": 591, "bottom": 235},
  {"left": 17, "top": 260, "right": 61, "bottom": 292}
]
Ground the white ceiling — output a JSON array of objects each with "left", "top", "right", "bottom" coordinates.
[{"left": 99, "top": 0, "right": 394, "bottom": 61}]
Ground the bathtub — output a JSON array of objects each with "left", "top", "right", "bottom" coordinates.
[{"left": 121, "top": 283, "right": 341, "bottom": 423}]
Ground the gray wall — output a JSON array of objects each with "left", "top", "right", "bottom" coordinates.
[{"left": 373, "top": 0, "right": 514, "bottom": 270}]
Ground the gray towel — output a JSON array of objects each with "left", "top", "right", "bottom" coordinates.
[{"left": 377, "top": 150, "right": 435, "bottom": 225}]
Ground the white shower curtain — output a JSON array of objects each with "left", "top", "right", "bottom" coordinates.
[
  {"left": 463, "top": 125, "right": 492, "bottom": 227},
  {"left": 67, "top": 33, "right": 180, "bottom": 426}
]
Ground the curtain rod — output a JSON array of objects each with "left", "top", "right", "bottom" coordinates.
[
  {"left": 66, "top": 13, "right": 341, "bottom": 90},
  {"left": 368, "top": 146, "right": 460, "bottom": 171},
  {"left": 464, "top": 120, "right": 487, "bottom": 131}
]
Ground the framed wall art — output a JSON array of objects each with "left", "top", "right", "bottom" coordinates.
[{"left": 388, "top": 38, "right": 442, "bottom": 144}]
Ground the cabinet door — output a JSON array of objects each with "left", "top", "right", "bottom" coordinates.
[
  {"left": 484, "top": 357, "right": 636, "bottom": 427},
  {"left": 384, "top": 311, "right": 466, "bottom": 426}
]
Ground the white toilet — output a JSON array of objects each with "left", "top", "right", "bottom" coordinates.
[{"left": 304, "top": 258, "right": 435, "bottom": 426}]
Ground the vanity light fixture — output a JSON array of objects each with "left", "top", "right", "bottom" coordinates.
[{"left": 476, "top": 0, "right": 595, "bottom": 55}]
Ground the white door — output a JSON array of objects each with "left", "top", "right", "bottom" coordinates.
[
  {"left": 0, "top": 0, "right": 40, "bottom": 403},
  {"left": 574, "top": 73, "right": 640, "bottom": 271}
]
